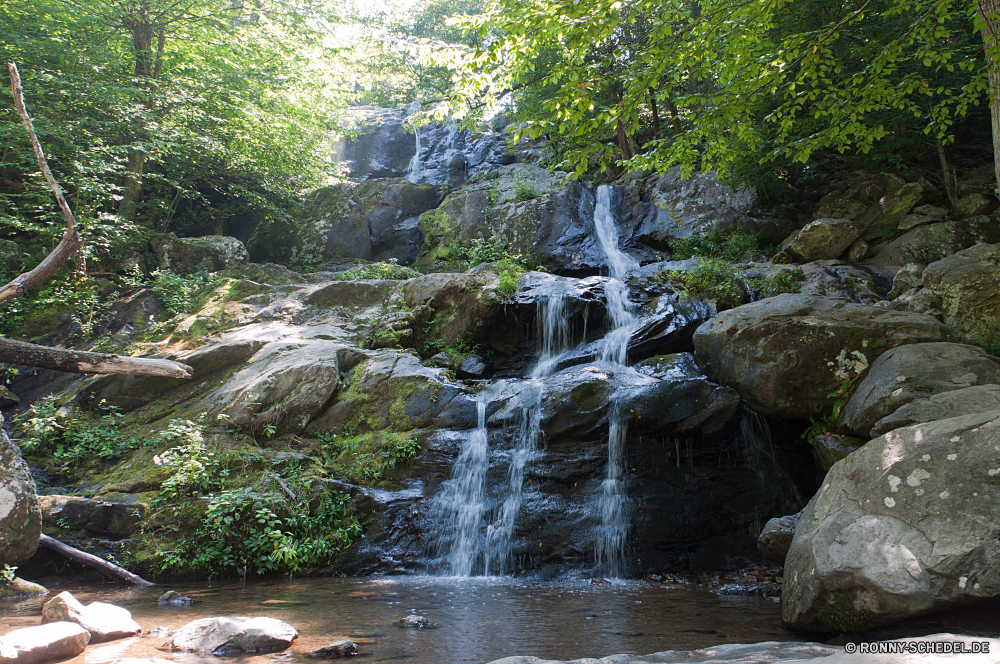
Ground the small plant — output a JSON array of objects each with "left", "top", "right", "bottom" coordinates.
[
  {"left": 655, "top": 259, "right": 746, "bottom": 309},
  {"left": 150, "top": 269, "right": 222, "bottom": 316},
  {"left": 153, "top": 417, "right": 228, "bottom": 501},
  {"left": 16, "top": 398, "right": 142, "bottom": 462},
  {"left": 1, "top": 564, "right": 16, "bottom": 583},
  {"left": 801, "top": 349, "right": 869, "bottom": 445},
  {"left": 513, "top": 175, "right": 541, "bottom": 201},
  {"left": 749, "top": 267, "right": 804, "bottom": 298},
  {"left": 671, "top": 227, "right": 773, "bottom": 262},
  {"left": 333, "top": 259, "right": 420, "bottom": 281}
]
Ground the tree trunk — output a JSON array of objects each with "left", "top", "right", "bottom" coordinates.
[
  {"left": 39, "top": 534, "right": 153, "bottom": 585},
  {"left": 0, "top": 338, "right": 193, "bottom": 378},
  {"left": 649, "top": 88, "right": 660, "bottom": 137},
  {"left": 978, "top": 0, "right": 1000, "bottom": 196}
]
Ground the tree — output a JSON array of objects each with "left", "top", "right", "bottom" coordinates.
[{"left": 439, "top": 0, "right": 993, "bottom": 195}]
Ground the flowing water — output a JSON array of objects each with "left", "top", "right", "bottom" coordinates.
[
  {"left": 405, "top": 127, "right": 423, "bottom": 184},
  {"left": 0, "top": 578, "right": 799, "bottom": 664}
]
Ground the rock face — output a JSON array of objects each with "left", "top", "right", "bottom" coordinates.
[
  {"left": 782, "top": 409, "right": 1000, "bottom": 632},
  {"left": 42, "top": 591, "right": 142, "bottom": 643},
  {"left": 692, "top": 294, "right": 950, "bottom": 419},
  {"left": 872, "top": 384, "right": 1000, "bottom": 437},
  {"left": 151, "top": 234, "right": 249, "bottom": 274},
  {"left": 0, "top": 623, "right": 91, "bottom": 664},
  {"left": 838, "top": 343, "right": 1000, "bottom": 438},
  {"left": 164, "top": 616, "right": 298, "bottom": 655},
  {"left": 0, "top": 413, "right": 41, "bottom": 565},
  {"left": 891, "top": 243, "right": 1000, "bottom": 347},
  {"left": 796, "top": 260, "right": 894, "bottom": 304},
  {"left": 867, "top": 217, "right": 1000, "bottom": 266}
]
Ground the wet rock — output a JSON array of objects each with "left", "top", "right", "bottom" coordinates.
[
  {"left": 888, "top": 263, "right": 925, "bottom": 299},
  {"left": 867, "top": 217, "right": 1000, "bottom": 266},
  {"left": 399, "top": 615, "right": 428, "bottom": 628},
  {"left": 838, "top": 342, "right": 1000, "bottom": 438},
  {"left": 871, "top": 384, "right": 1000, "bottom": 437},
  {"left": 845, "top": 238, "right": 868, "bottom": 262},
  {"left": 145, "top": 628, "right": 172, "bottom": 637},
  {"left": 372, "top": 217, "right": 421, "bottom": 265},
  {"left": 311, "top": 640, "right": 358, "bottom": 657},
  {"left": 40, "top": 495, "right": 145, "bottom": 538},
  {"left": 110, "top": 659, "right": 176, "bottom": 664},
  {"left": 427, "top": 352, "right": 452, "bottom": 368},
  {"left": 757, "top": 513, "right": 797, "bottom": 564},
  {"left": 300, "top": 184, "right": 371, "bottom": 261},
  {"left": 0, "top": 622, "right": 90, "bottom": 664},
  {"left": 890, "top": 243, "right": 1000, "bottom": 347},
  {"left": 782, "top": 409, "right": 1000, "bottom": 632},
  {"left": 692, "top": 294, "right": 950, "bottom": 419},
  {"left": 157, "top": 591, "right": 192, "bottom": 606},
  {"left": 0, "top": 413, "right": 42, "bottom": 565},
  {"left": 164, "top": 616, "right": 298, "bottom": 654},
  {"left": 42, "top": 591, "right": 141, "bottom": 643},
  {"left": 0, "top": 578, "right": 47, "bottom": 600},
  {"left": 458, "top": 356, "right": 487, "bottom": 378},
  {"left": 151, "top": 234, "right": 249, "bottom": 275},
  {"left": 784, "top": 218, "right": 866, "bottom": 262},
  {"left": 626, "top": 294, "right": 712, "bottom": 362},
  {"left": 811, "top": 434, "right": 860, "bottom": 472},
  {"left": 484, "top": 640, "right": 842, "bottom": 664}
]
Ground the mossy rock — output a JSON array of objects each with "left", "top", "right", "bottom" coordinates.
[{"left": 0, "top": 577, "right": 48, "bottom": 600}]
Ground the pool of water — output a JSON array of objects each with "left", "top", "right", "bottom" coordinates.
[{"left": 0, "top": 577, "right": 796, "bottom": 663}]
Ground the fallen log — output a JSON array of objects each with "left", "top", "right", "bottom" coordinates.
[
  {"left": 0, "top": 338, "right": 193, "bottom": 378},
  {"left": 38, "top": 534, "right": 154, "bottom": 586}
]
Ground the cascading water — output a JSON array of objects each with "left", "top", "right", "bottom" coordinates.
[
  {"left": 405, "top": 127, "right": 423, "bottom": 184},
  {"left": 592, "top": 184, "right": 639, "bottom": 576}
]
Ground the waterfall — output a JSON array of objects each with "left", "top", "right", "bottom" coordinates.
[
  {"left": 406, "top": 127, "right": 422, "bottom": 184},
  {"left": 592, "top": 185, "right": 637, "bottom": 576},
  {"left": 530, "top": 292, "right": 570, "bottom": 378}
]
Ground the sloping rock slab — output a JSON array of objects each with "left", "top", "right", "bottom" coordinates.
[
  {"left": 692, "top": 294, "right": 950, "bottom": 419},
  {"left": 0, "top": 413, "right": 41, "bottom": 565},
  {"left": 627, "top": 295, "right": 712, "bottom": 362},
  {"left": 757, "top": 513, "right": 798, "bottom": 565},
  {"left": 484, "top": 639, "right": 840, "bottom": 664},
  {"left": 782, "top": 409, "right": 1000, "bottom": 632},
  {"left": 42, "top": 591, "right": 141, "bottom": 643},
  {"left": 164, "top": 616, "right": 297, "bottom": 655},
  {"left": 872, "top": 384, "right": 1000, "bottom": 436},
  {"left": 0, "top": 622, "right": 90, "bottom": 664},
  {"left": 839, "top": 343, "right": 1000, "bottom": 438}
]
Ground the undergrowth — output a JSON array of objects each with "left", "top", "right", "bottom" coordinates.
[
  {"left": 16, "top": 397, "right": 144, "bottom": 466},
  {"left": 332, "top": 259, "right": 420, "bottom": 281},
  {"left": 671, "top": 227, "right": 776, "bottom": 262},
  {"left": 654, "top": 260, "right": 803, "bottom": 308}
]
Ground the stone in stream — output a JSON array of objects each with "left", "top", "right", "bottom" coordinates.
[
  {"left": 164, "top": 616, "right": 298, "bottom": 654},
  {"left": 399, "top": 615, "right": 428, "bottom": 628},
  {"left": 691, "top": 294, "right": 950, "bottom": 420},
  {"left": 0, "top": 577, "right": 47, "bottom": 600},
  {"left": 42, "top": 591, "right": 141, "bottom": 643},
  {"left": 782, "top": 409, "right": 1000, "bottom": 632},
  {"left": 311, "top": 640, "right": 358, "bottom": 657},
  {"left": 0, "top": 622, "right": 91, "bottom": 664},
  {"left": 483, "top": 639, "right": 841, "bottom": 664},
  {"left": 837, "top": 342, "right": 1000, "bottom": 438},
  {"left": 156, "top": 590, "right": 193, "bottom": 606}
]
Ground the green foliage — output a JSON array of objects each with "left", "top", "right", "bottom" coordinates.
[
  {"left": 16, "top": 398, "right": 142, "bottom": 463},
  {"left": 330, "top": 432, "right": 421, "bottom": 485},
  {"left": 671, "top": 228, "right": 772, "bottom": 262},
  {"left": 159, "top": 485, "right": 361, "bottom": 577},
  {"left": 655, "top": 259, "right": 746, "bottom": 309},
  {"left": 753, "top": 268, "right": 805, "bottom": 298},
  {"left": 154, "top": 418, "right": 228, "bottom": 501},
  {"left": 332, "top": 259, "right": 421, "bottom": 281},
  {"left": 436, "top": 235, "right": 533, "bottom": 300},
  {"left": 1, "top": 565, "right": 15, "bottom": 583},
  {"left": 513, "top": 175, "right": 540, "bottom": 201},
  {"left": 150, "top": 270, "right": 222, "bottom": 316},
  {"left": 801, "top": 349, "right": 868, "bottom": 444}
]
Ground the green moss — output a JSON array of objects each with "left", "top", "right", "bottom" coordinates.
[
  {"left": 816, "top": 588, "right": 879, "bottom": 632},
  {"left": 570, "top": 381, "right": 604, "bottom": 412}
]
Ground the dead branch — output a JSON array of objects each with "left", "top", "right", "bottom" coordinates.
[
  {"left": 38, "top": 534, "right": 154, "bottom": 586},
  {"left": 0, "top": 63, "right": 84, "bottom": 305},
  {"left": 0, "top": 338, "right": 193, "bottom": 378}
]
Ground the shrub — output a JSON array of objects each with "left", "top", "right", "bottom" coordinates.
[
  {"left": 332, "top": 259, "right": 420, "bottom": 281},
  {"left": 655, "top": 259, "right": 746, "bottom": 309},
  {"left": 150, "top": 269, "right": 222, "bottom": 316},
  {"left": 513, "top": 175, "right": 541, "bottom": 201},
  {"left": 16, "top": 397, "right": 142, "bottom": 462},
  {"left": 671, "top": 227, "right": 774, "bottom": 262}
]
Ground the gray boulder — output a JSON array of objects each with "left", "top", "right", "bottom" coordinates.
[
  {"left": 692, "top": 294, "right": 950, "bottom": 419},
  {"left": 151, "top": 234, "right": 249, "bottom": 274},
  {"left": 784, "top": 218, "right": 866, "bottom": 262},
  {"left": 399, "top": 615, "right": 428, "bottom": 628},
  {"left": 757, "top": 513, "right": 797, "bottom": 564},
  {"left": 626, "top": 294, "right": 712, "bottom": 362},
  {"left": 797, "top": 261, "right": 893, "bottom": 304},
  {"left": 42, "top": 591, "right": 141, "bottom": 643},
  {"left": 838, "top": 342, "right": 1000, "bottom": 438},
  {"left": 157, "top": 590, "right": 193, "bottom": 606},
  {"left": 0, "top": 623, "right": 90, "bottom": 664},
  {"left": 951, "top": 192, "right": 993, "bottom": 217},
  {"left": 164, "top": 616, "right": 298, "bottom": 654},
  {"left": 0, "top": 413, "right": 41, "bottom": 565},
  {"left": 871, "top": 384, "right": 1000, "bottom": 436},
  {"left": 858, "top": 181, "right": 924, "bottom": 241},
  {"left": 888, "top": 263, "right": 925, "bottom": 299},
  {"left": 813, "top": 173, "right": 904, "bottom": 220},
  {"left": 311, "top": 640, "right": 358, "bottom": 657},
  {"left": 40, "top": 495, "right": 145, "bottom": 539},
  {"left": 891, "top": 243, "right": 1000, "bottom": 347},
  {"left": 812, "top": 434, "right": 861, "bottom": 471},
  {"left": 783, "top": 409, "right": 1000, "bottom": 632},
  {"left": 867, "top": 217, "right": 1000, "bottom": 267}
]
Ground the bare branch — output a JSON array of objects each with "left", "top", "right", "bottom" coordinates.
[
  {"left": 0, "top": 338, "right": 194, "bottom": 379},
  {"left": 39, "top": 534, "right": 154, "bottom": 585}
]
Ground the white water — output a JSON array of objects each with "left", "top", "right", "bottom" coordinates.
[
  {"left": 592, "top": 184, "right": 637, "bottom": 576},
  {"left": 406, "top": 127, "right": 422, "bottom": 184}
]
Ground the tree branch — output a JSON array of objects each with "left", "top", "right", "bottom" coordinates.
[
  {"left": 38, "top": 534, "right": 154, "bottom": 585},
  {"left": 0, "top": 338, "right": 193, "bottom": 379},
  {"left": 0, "top": 63, "right": 83, "bottom": 305}
]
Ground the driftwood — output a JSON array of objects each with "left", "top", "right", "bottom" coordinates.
[
  {"left": 0, "top": 63, "right": 83, "bottom": 305},
  {"left": 0, "top": 63, "right": 193, "bottom": 380},
  {"left": 0, "top": 338, "right": 193, "bottom": 378},
  {"left": 38, "top": 534, "right": 154, "bottom": 586}
]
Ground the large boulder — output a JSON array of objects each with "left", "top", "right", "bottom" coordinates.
[
  {"left": 151, "top": 234, "right": 249, "bottom": 274},
  {"left": 0, "top": 413, "right": 41, "bottom": 565},
  {"left": 796, "top": 260, "right": 894, "bottom": 304},
  {"left": 402, "top": 272, "right": 507, "bottom": 350},
  {"left": 164, "top": 616, "right": 297, "bottom": 655},
  {"left": 757, "top": 513, "right": 797, "bottom": 564},
  {"left": 39, "top": 495, "right": 145, "bottom": 539},
  {"left": 857, "top": 181, "right": 924, "bottom": 241},
  {"left": 0, "top": 623, "right": 90, "bottom": 664},
  {"left": 813, "top": 173, "right": 905, "bottom": 220},
  {"left": 626, "top": 295, "right": 713, "bottom": 362},
  {"left": 692, "top": 294, "right": 950, "bottom": 419},
  {"left": 872, "top": 384, "right": 1000, "bottom": 436},
  {"left": 867, "top": 217, "right": 1000, "bottom": 267},
  {"left": 783, "top": 409, "right": 1000, "bottom": 632},
  {"left": 784, "top": 218, "right": 866, "bottom": 262},
  {"left": 838, "top": 343, "right": 1000, "bottom": 438},
  {"left": 891, "top": 243, "right": 1000, "bottom": 347},
  {"left": 41, "top": 591, "right": 141, "bottom": 643}
]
